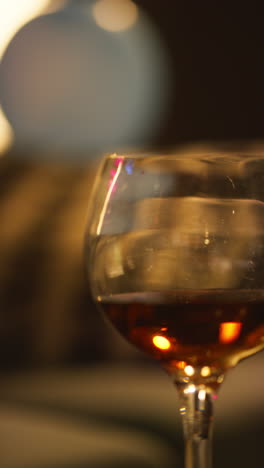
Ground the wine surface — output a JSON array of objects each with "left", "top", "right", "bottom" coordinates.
[{"left": 100, "top": 290, "right": 264, "bottom": 372}]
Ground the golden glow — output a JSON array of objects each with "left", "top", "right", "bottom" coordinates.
[
  {"left": 152, "top": 335, "right": 171, "bottom": 350},
  {"left": 219, "top": 322, "right": 242, "bottom": 344},
  {"left": 198, "top": 389, "right": 207, "bottom": 401},
  {"left": 184, "top": 365, "right": 195, "bottom": 377},
  {"left": 176, "top": 360, "right": 187, "bottom": 370},
  {"left": 201, "top": 366, "right": 211, "bottom": 377},
  {"left": 92, "top": 0, "right": 139, "bottom": 32},
  {"left": 0, "top": 107, "right": 14, "bottom": 155},
  {"left": 217, "top": 375, "right": 224, "bottom": 384},
  {"left": 184, "top": 384, "right": 196, "bottom": 394},
  {"left": 96, "top": 157, "right": 124, "bottom": 235}
]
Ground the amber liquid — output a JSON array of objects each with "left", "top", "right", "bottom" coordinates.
[{"left": 101, "top": 290, "right": 264, "bottom": 371}]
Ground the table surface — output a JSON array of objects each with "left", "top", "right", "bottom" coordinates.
[{"left": 0, "top": 354, "right": 263, "bottom": 468}]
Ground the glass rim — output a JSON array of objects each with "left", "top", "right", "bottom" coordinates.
[{"left": 105, "top": 141, "right": 264, "bottom": 162}]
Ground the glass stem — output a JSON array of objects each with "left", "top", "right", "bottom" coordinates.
[{"left": 176, "top": 383, "right": 215, "bottom": 468}]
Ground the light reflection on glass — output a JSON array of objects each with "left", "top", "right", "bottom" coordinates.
[
  {"left": 217, "top": 375, "right": 224, "bottom": 384},
  {"left": 184, "top": 384, "right": 196, "bottom": 394},
  {"left": 96, "top": 157, "right": 124, "bottom": 235},
  {"left": 152, "top": 335, "right": 171, "bottom": 350},
  {"left": 108, "top": 157, "right": 124, "bottom": 194},
  {"left": 105, "top": 243, "right": 124, "bottom": 279},
  {"left": 125, "top": 160, "right": 134, "bottom": 175},
  {"left": 219, "top": 322, "right": 242, "bottom": 344},
  {"left": 184, "top": 365, "right": 195, "bottom": 377},
  {"left": 176, "top": 360, "right": 186, "bottom": 370},
  {"left": 92, "top": 0, "right": 139, "bottom": 33},
  {"left": 201, "top": 366, "right": 211, "bottom": 377},
  {"left": 198, "top": 388, "right": 207, "bottom": 402}
]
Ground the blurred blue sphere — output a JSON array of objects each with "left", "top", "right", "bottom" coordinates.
[{"left": 0, "top": 1, "right": 171, "bottom": 161}]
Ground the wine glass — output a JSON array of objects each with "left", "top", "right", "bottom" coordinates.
[{"left": 84, "top": 148, "right": 264, "bottom": 468}]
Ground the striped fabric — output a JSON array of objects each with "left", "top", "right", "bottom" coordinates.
[{"left": 0, "top": 156, "right": 108, "bottom": 369}]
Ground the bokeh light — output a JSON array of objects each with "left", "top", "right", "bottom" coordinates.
[
  {"left": 93, "top": 0, "right": 138, "bottom": 32},
  {"left": 184, "top": 365, "right": 195, "bottom": 377},
  {"left": 201, "top": 366, "right": 211, "bottom": 377},
  {"left": 184, "top": 384, "right": 196, "bottom": 394},
  {"left": 219, "top": 322, "right": 242, "bottom": 344},
  {"left": 176, "top": 360, "right": 187, "bottom": 370},
  {"left": 153, "top": 335, "right": 171, "bottom": 350}
]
